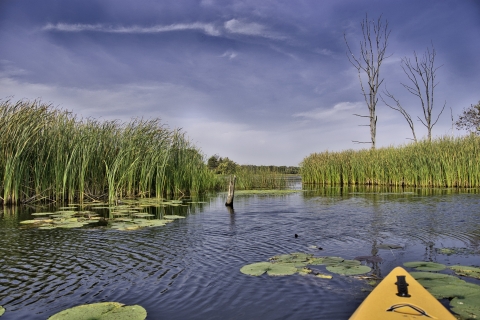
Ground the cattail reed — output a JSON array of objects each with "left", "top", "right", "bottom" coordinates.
[
  {"left": 301, "top": 135, "right": 480, "bottom": 188},
  {"left": 0, "top": 99, "right": 220, "bottom": 205}
]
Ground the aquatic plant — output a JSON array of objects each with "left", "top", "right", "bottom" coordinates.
[
  {"left": 301, "top": 135, "right": 480, "bottom": 187},
  {"left": 47, "top": 302, "right": 147, "bottom": 320},
  {"left": 326, "top": 265, "right": 371, "bottom": 276},
  {"left": 0, "top": 306, "right": 4, "bottom": 316},
  {"left": 450, "top": 265, "right": 480, "bottom": 279},
  {"left": 0, "top": 99, "right": 221, "bottom": 205},
  {"left": 411, "top": 271, "right": 480, "bottom": 319},
  {"left": 233, "top": 166, "right": 288, "bottom": 190},
  {"left": 240, "top": 262, "right": 298, "bottom": 276},
  {"left": 403, "top": 261, "right": 446, "bottom": 272},
  {"left": 241, "top": 253, "right": 372, "bottom": 278}
]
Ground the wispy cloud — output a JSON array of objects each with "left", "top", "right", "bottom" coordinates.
[
  {"left": 42, "top": 22, "right": 221, "bottom": 36},
  {"left": 220, "top": 50, "right": 237, "bottom": 59},
  {"left": 293, "top": 102, "right": 361, "bottom": 120},
  {"left": 224, "top": 19, "right": 285, "bottom": 39}
]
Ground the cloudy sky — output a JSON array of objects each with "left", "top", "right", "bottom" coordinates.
[{"left": 1, "top": 0, "right": 479, "bottom": 166}]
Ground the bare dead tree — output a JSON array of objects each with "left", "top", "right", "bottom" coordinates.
[
  {"left": 345, "top": 14, "right": 391, "bottom": 149},
  {"left": 400, "top": 45, "right": 446, "bottom": 142},
  {"left": 381, "top": 88, "right": 417, "bottom": 142}
]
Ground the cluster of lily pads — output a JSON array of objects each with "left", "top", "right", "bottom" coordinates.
[
  {"left": 19, "top": 198, "right": 190, "bottom": 231},
  {"left": 435, "top": 247, "right": 478, "bottom": 256},
  {"left": 405, "top": 261, "right": 480, "bottom": 319},
  {"left": 240, "top": 252, "right": 371, "bottom": 278},
  {"left": 47, "top": 302, "right": 147, "bottom": 320}
]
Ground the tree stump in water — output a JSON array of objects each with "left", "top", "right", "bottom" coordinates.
[{"left": 225, "top": 175, "right": 236, "bottom": 207}]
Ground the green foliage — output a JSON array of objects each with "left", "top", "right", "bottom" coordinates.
[
  {"left": 47, "top": 302, "right": 147, "bottom": 320},
  {"left": 0, "top": 99, "right": 221, "bottom": 205},
  {"left": 301, "top": 135, "right": 480, "bottom": 187},
  {"left": 456, "top": 101, "right": 480, "bottom": 134}
]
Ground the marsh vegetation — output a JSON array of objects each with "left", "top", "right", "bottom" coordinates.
[
  {"left": 301, "top": 135, "right": 480, "bottom": 187},
  {"left": 0, "top": 99, "right": 220, "bottom": 205}
]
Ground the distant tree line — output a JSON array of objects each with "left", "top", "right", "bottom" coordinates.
[{"left": 207, "top": 155, "right": 299, "bottom": 175}]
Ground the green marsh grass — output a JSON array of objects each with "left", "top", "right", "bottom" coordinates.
[
  {"left": 0, "top": 99, "right": 220, "bottom": 205},
  {"left": 231, "top": 166, "right": 288, "bottom": 190},
  {"left": 301, "top": 135, "right": 480, "bottom": 187}
]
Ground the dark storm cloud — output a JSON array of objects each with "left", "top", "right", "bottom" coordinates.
[{"left": 1, "top": 0, "right": 479, "bottom": 165}]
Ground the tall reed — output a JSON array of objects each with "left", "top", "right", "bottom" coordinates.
[
  {"left": 301, "top": 135, "right": 480, "bottom": 188},
  {"left": 233, "top": 166, "right": 287, "bottom": 190},
  {"left": 0, "top": 99, "right": 220, "bottom": 205}
]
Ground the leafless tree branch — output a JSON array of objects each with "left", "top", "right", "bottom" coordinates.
[{"left": 344, "top": 14, "right": 390, "bottom": 149}]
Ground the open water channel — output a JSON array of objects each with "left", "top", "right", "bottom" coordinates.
[{"left": 1, "top": 182, "right": 480, "bottom": 319}]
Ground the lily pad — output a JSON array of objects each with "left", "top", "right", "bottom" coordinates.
[
  {"left": 0, "top": 306, "right": 4, "bottom": 316},
  {"left": 316, "top": 273, "right": 333, "bottom": 279},
  {"left": 240, "top": 262, "right": 274, "bottom": 276},
  {"left": 326, "top": 265, "right": 371, "bottom": 275},
  {"left": 403, "top": 261, "right": 446, "bottom": 272},
  {"left": 270, "top": 253, "right": 312, "bottom": 264},
  {"left": 307, "top": 257, "right": 328, "bottom": 265},
  {"left": 47, "top": 302, "right": 147, "bottom": 320},
  {"left": 20, "top": 220, "right": 43, "bottom": 224},
  {"left": 322, "top": 257, "right": 348, "bottom": 266},
  {"left": 450, "top": 292, "right": 480, "bottom": 320},
  {"left": 240, "top": 262, "right": 297, "bottom": 276},
  {"left": 450, "top": 265, "right": 480, "bottom": 279},
  {"left": 163, "top": 215, "right": 185, "bottom": 219},
  {"left": 427, "top": 283, "right": 480, "bottom": 300}
]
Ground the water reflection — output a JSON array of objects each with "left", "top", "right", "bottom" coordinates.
[{"left": 0, "top": 187, "right": 479, "bottom": 319}]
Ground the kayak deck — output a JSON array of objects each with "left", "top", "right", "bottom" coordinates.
[{"left": 349, "top": 266, "right": 456, "bottom": 319}]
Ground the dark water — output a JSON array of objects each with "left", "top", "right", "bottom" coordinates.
[{"left": 1, "top": 185, "right": 480, "bottom": 319}]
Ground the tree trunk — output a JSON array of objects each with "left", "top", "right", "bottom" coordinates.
[{"left": 225, "top": 175, "right": 236, "bottom": 207}]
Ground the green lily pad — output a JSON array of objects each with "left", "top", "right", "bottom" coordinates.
[
  {"left": 321, "top": 257, "right": 347, "bottom": 266},
  {"left": 450, "top": 265, "right": 480, "bottom": 279},
  {"left": 20, "top": 220, "right": 43, "bottom": 224},
  {"left": 451, "top": 292, "right": 480, "bottom": 320},
  {"left": 240, "top": 262, "right": 297, "bottom": 276},
  {"left": 47, "top": 302, "right": 147, "bottom": 320},
  {"left": 163, "top": 215, "right": 185, "bottom": 219},
  {"left": 403, "top": 261, "right": 446, "bottom": 272},
  {"left": 326, "top": 265, "right": 371, "bottom": 275},
  {"left": 0, "top": 306, "right": 5, "bottom": 316},
  {"left": 31, "top": 212, "right": 56, "bottom": 216},
  {"left": 307, "top": 257, "right": 327, "bottom": 265},
  {"left": 427, "top": 283, "right": 480, "bottom": 300},
  {"left": 39, "top": 226, "right": 57, "bottom": 230},
  {"left": 240, "top": 262, "right": 273, "bottom": 276},
  {"left": 270, "top": 253, "right": 312, "bottom": 264},
  {"left": 411, "top": 272, "right": 465, "bottom": 289},
  {"left": 267, "top": 263, "right": 299, "bottom": 276}
]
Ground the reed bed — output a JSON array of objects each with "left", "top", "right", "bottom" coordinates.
[
  {"left": 0, "top": 99, "right": 220, "bottom": 205},
  {"left": 301, "top": 135, "right": 480, "bottom": 188},
  {"left": 231, "top": 166, "right": 287, "bottom": 190}
]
